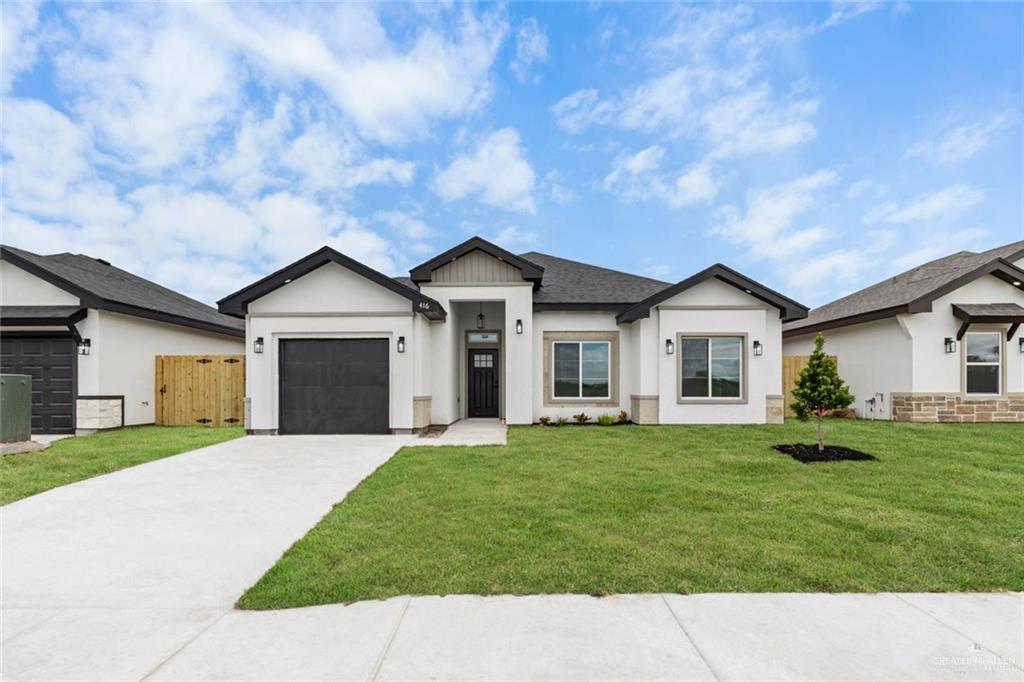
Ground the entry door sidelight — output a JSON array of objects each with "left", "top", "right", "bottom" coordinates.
[{"left": 468, "top": 349, "right": 499, "bottom": 418}]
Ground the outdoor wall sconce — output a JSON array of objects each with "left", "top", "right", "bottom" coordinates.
[
  {"left": 77, "top": 338, "right": 91, "bottom": 355},
  {"left": 397, "top": 336, "right": 406, "bottom": 353},
  {"left": 944, "top": 337, "right": 956, "bottom": 354},
  {"left": 1019, "top": 337, "right": 1024, "bottom": 354},
  {"left": 476, "top": 303, "right": 486, "bottom": 330},
  {"left": 665, "top": 338, "right": 675, "bottom": 355},
  {"left": 752, "top": 340, "right": 763, "bottom": 356},
  {"left": 516, "top": 319, "right": 523, "bottom": 335},
  {"left": 253, "top": 337, "right": 264, "bottom": 354}
]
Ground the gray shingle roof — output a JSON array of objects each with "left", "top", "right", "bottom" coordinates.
[
  {"left": 784, "top": 240, "right": 1024, "bottom": 335},
  {"left": 1, "top": 245, "right": 244, "bottom": 336},
  {"left": 518, "top": 251, "right": 671, "bottom": 306}
]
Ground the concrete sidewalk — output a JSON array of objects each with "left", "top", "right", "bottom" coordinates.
[{"left": 6, "top": 592, "right": 1019, "bottom": 681}]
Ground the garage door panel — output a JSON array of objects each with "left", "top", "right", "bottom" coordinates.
[
  {"left": 279, "top": 339, "right": 389, "bottom": 434},
  {"left": 1, "top": 336, "right": 76, "bottom": 434}
]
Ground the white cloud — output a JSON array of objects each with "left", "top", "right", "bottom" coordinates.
[
  {"left": 864, "top": 185, "right": 986, "bottom": 224},
  {"left": 904, "top": 114, "right": 1013, "bottom": 165},
  {"left": 493, "top": 226, "right": 538, "bottom": 250},
  {"left": 844, "top": 178, "right": 887, "bottom": 199},
  {"left": 670, "top": 163, "right": 719, "bottom": 207},
  {"left": 641, "top": 260, "right": 672, "bottom": 280},
  {"left": 215, "top": 96, "right": 294, "bottom": 196},
  {"left": 281, "top": 124, "right": 415, "bottom": 193},
  {"left": 375, "top": 210, "right": 434, "bottom": 240},
  {"left": 510, "top": 17, "right": 548, "bottom": 83},
  {"left": 702, "top": 85, "right": 818, "bottom": 159},
  {"left": 1, "top": 0, "right": 41, "bottom": 92},
  {"left": 712, "top": 169, "right": 839, "bottom": 261},
  {"left": 433, "top": 127, "right": 536, "bottom": 212},
  {"left": 544, "top": 170, "right": 576, "bottom": 203},
  {"left": 601, "top": 147, "right": 717, "bottom": 207},
  {"left": 888, "top": 227, "right": 990, "bottom": 272}
]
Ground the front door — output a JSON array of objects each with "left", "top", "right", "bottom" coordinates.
[{"left": 468, "top": 349, "right": 499, "bottom": 418}]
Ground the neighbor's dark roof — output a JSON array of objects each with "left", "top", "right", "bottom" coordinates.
[
  {"left": 518, "top": 251, "right": 672, "bottom": 309},
  {"left": 1, "top": 245, "right": 244, "bottom": 337},
  {"left": 784, "top": 240, "right": 1024, "bottom": 337}
]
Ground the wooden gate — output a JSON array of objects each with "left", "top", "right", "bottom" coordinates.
[
  {"left": 155, "top": 355, "right": 245, "bottom": 426},
  {"left": 782, "top": 355, "right": 837, "bottom": 417}
]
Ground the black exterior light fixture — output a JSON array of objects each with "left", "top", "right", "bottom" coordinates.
[
  {"left": 944, "top": 337, "right": 956, "bottom": 354},
  {"left": 752, "top": 340, "right": 763, "bottom": 356},
  {"left": 397, "top": 336, "right": 406, "bottom": 353},
  {"left": 254, "top": 336, "right": 265, "bottom": 354},
  {"left": 666, "top": 338, "right": 675, "bottom": 355},
  {"left": 77, "top": 338, "right": 91, "bottom": 355},
  {"left": 516, "top": 319, "right": 523, "bottom": 335},
  {"left": 476, "top": 303, "right": 486, "bottom": 330},
  {"left": 1019, "top": 337, "right": 1024, "bottom": 354}
]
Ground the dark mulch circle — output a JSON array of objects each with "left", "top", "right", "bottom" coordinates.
[{"left": 773, "top": 444, "right": 877, "bottom": 464}]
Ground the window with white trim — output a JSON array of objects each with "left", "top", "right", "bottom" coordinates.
[
  {"left": 965, "top": 332, "right": 1001, "bottom": 395},
  {"left": 680, "top": 336, "right": 743, "bottom": 399},
  {"left": 552, "top": 341, "right": 610, "bottom": 399}
]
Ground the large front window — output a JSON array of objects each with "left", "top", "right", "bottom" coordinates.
[
  {"left": 965, "top": 332, "right": 1001, "bottom": 395},
  {"left": 680, "top": 336, "right": 743, "bottom": 399},
  {"left": 553, "top": 341, "right": 610, "bottom": 399}
]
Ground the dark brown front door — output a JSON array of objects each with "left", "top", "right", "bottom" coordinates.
[{"left": 468, "top": 349, "right": 499, "bottom": 418}]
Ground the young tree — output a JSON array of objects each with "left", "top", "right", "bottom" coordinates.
[{"left": 791, "top": 333, "right": 855, "bottom": 452}]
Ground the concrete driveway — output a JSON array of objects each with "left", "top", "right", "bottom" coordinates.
[{"left": 2, "top": 434, "right": 415, "bottom": 680}]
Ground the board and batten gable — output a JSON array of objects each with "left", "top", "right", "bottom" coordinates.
[
  {"left": 245, "top": 261, "right": 418, "bottom": 433},
  {"left": 0, "top": 260, "right": 79, "bottom": 306},
  {"left": 651, "top": 278, "right": 782, "bottom": 424},
  {"left": 429, "top": 249, "right": 525, "bottom": 283}
]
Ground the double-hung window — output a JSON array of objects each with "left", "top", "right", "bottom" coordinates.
[
  {"left": 553, "top": 341, "right": 610, "bottom": 399},
  {"left": 680, "top": 335, "right": 743, "bottom": 399},
  {"left": 965, "top": 332, "right": 1001, "bottom": 396}
]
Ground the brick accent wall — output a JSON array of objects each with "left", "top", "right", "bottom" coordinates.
[{"left": 891, "top": 393, "right": 1024, "bottom": 423}]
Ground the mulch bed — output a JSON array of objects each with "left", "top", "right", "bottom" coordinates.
[{"left": 773, "top": 443, "right": 877, "bottom": 464}]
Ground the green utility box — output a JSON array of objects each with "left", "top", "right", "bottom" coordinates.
[{"left": 1, "top": 374, "right": 33, "bottom": 443}]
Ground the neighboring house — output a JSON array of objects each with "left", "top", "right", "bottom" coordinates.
[
  {"left": 783, "top": 240, "right": 1024, "bottom": 422},
  {"left": 218, "top": 236, "right": 808, "bottom": 434},
  {"left": 0, "top": 245, "right": 244, "bottom": 434}
]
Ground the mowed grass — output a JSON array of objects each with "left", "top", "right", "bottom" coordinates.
[
  {"left": 239, "top": 420, "right": 1024, "bottom": 609},
  {"left": 241, "top": 419, "right": 1024, "bottom": 606},
  {"left": 0, "top": 426, "right": 244, "bottom": 505}
]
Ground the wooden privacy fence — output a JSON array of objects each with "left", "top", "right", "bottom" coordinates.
[
  {"left": 155, "top": 355, "right": 245, "bottom": 426},
  {"left": 782, "top": 355, "right": 838, "bottom": 417}
]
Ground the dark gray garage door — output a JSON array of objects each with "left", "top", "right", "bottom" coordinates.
[
  {"left": 279, "top": 339, "right": 389, "bottom": 434},
  {"left": 0, "top": 334, "right": 76, "bottom": 434}
]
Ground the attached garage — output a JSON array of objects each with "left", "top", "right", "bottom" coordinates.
[
  {"left": 0, "top": 334, "right": 77, "bottom": 434},
  {"left": 279, "top": 338, "right": 390, "bottom": 434}
]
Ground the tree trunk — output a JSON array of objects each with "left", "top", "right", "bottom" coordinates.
[{"left": 816, "top": 412, "right": 825, "bottom": 453}]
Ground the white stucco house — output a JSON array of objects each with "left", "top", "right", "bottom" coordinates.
[
  {"left": 1, "top": 245, "right": 245, "bottom": 434},
  {"left": 783, "top": 240, "right": 1024, "bottom": 422},
  {"left": 218, "top": 236, "right": 808, "bottom": 434}
]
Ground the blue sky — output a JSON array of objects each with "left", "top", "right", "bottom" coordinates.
[{"left": 2, "top": 2, "right": 1021, "bottom": 306}]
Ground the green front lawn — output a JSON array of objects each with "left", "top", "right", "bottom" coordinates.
[
  {"left": 0, "top": 426, "right": 244, "bottom": 505},
  {"left": 239, "top": 421, "right": 1024, "bottom": 609}
]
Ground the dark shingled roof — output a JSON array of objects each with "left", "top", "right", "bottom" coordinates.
[
  {"left": 518, "top": 251, "right": 672, "bottom": 308},
  {"left": 784, "top": 240, "right": 1024, "bottom": 336},
  {"left": 1, "top": 245, "right": 244, "bottom": 337}
]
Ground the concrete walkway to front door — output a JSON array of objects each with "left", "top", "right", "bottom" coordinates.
[
  {"left": 1, "top": 434, "right": 416, "bottom": 680},
  {"left": 417, "top": 418, "right": 507, "bottom": 446}
]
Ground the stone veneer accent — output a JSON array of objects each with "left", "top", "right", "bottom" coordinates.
[
  {"left": 76, "top": 397, "right": 124, "bottom": 431},
  {"left": 413, "top": 396, "right": 432, "bottom": 431},
  {"left": 891, "top": 393, "right": 1024, "bottom": 423},
  {"left": 630, "top": 395, "right": 659, "bottom": 425},
  {"left": 765, "top": 395, "right": 785, "bottom": 424}
]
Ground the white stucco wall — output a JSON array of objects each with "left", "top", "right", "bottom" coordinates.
[
  {"left": 420, "top": 283, "right": 534, "bottom": 425},
  {"left": 83, "top": 310, "right": 243, "bottom": 425},
  {"left": 783, "top": 318, "right": 912, "bottom": 419},
  {"left": 532, "top": 310, "right": 633, "bottom": 421},
  {"left": 245, "top": 262, "right": 417, "bottom": 432},
  {"left": 651, "top": 279, "right": 782, "bottom": 424},
  {"left": 901, "top": 275, "right": 1024, "bottom": 394},
  {"left": 0, "top": 260, "right": 79, "bottom": 305}
]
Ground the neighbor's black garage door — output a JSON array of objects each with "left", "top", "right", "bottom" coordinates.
[
  {"left": 0, "top": 335, "right": 76, "bottom": 434},
  {"left": 279, "top": 339, "right": 389, "bottom": 434}
]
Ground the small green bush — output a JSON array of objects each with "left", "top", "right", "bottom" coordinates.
[
  {"left": 554, "top": 417, "right": 568, "bottom": 427},
  {"left": 597, "top": 415, "right": 615, "bottom": 426}
]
